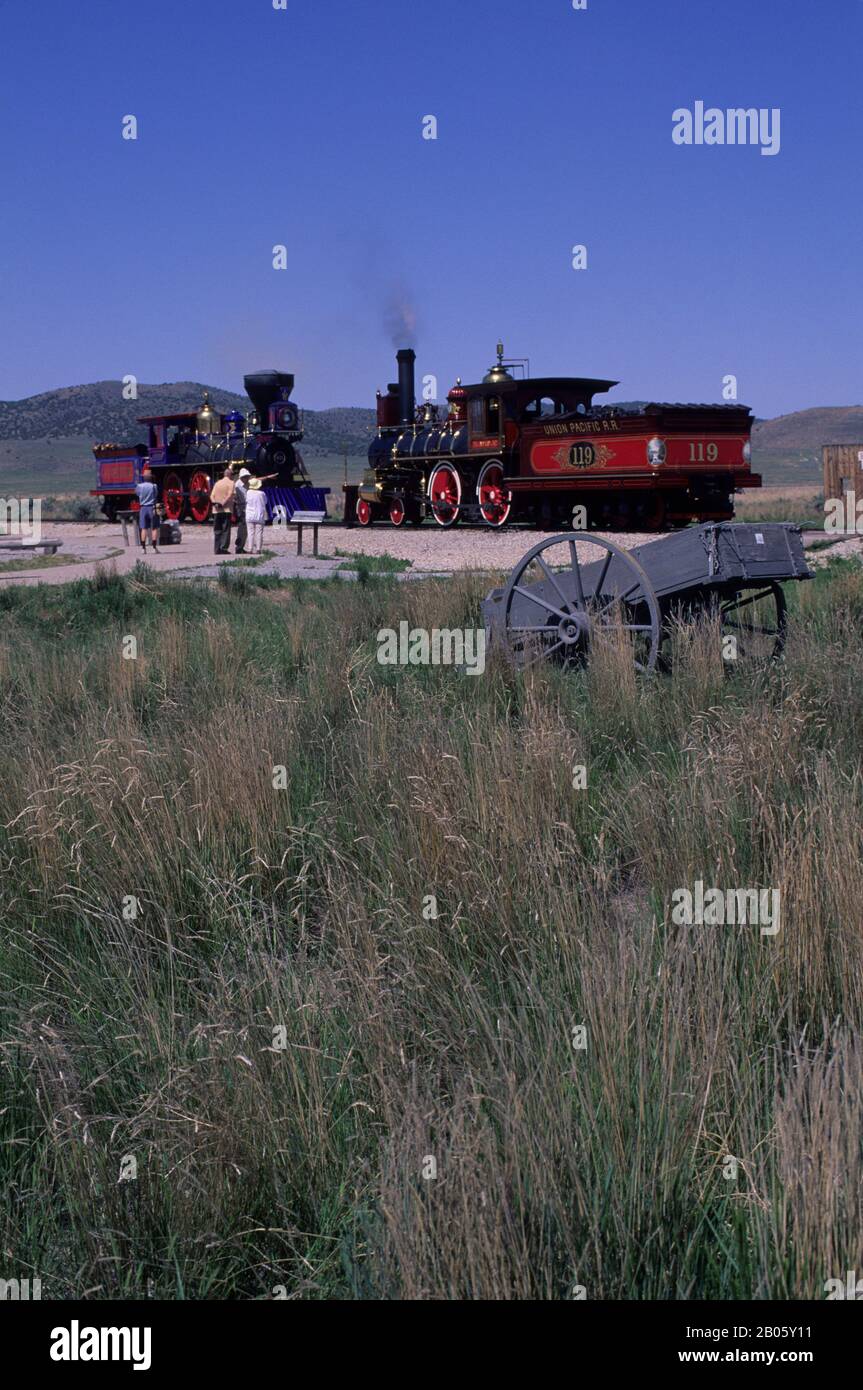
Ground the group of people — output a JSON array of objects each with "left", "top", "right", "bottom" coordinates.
[
  {"left": 133, "top": 465, "right": 274, "bottom": 555},
  {"left": 209, "top": 466, "right": 275, "bottom": 555}
]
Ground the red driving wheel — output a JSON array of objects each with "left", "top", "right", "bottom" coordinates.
[
  {"left": 163, "top": 471, "right": 184, "bottom": 521},
  {"left": 477, "top": 460, "right": 512, "bottom": 528},
  {"left": 189, "top": 470, "right": 212, "bottom": 523},
  {"left": 428, "top": 462, "right": 461, "bottom": 527}
]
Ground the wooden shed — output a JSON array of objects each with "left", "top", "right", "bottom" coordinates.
[{"left": 823, "top": 444, "right": 863, "bottom": 500}]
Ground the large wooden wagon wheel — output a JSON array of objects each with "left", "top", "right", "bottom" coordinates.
[
  {"left": 499, "top": 533, "right": 662, "bottom": 672},
  {"left": 718, "top": 581, "right": 788, "bottom": 662}
]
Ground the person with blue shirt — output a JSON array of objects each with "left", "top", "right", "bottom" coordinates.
[{"left": 135, "top": 468, "right": 160, "bottom": 553}]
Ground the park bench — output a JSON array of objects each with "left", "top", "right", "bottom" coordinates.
[
  {"left": 0, "top": 539, "right": 63, "bottom": 556},
  {"left": 288, "top": 509, "right": 327, "bottom": 557}
]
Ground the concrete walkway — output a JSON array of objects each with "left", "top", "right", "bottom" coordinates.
[
  {"left": 0, "top": 520, "right": 454, "bottom": 587},
  {"left": 0, "top": 522, "right": 346, "bottom": 587},
  {"left": 1, "top": 518, "right": 854, "bottom": 589}
]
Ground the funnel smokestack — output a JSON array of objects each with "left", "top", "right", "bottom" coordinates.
[
  {"left": 396, "top": 348, "right": 416, "bottom": 426},
  {"left": 244, "top": 371, "right": 295, "bottom": 428}
]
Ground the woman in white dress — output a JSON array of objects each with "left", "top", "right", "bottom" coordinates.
[{"left": 245, "top": 478, "right": 269, "bottom": 554}]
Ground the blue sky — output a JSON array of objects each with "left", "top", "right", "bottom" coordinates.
[{"left": 0, "top": 0, "right": 859, "bottom": 416}]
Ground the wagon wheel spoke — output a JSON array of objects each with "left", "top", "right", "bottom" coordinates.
[
  {"left": 512, "top": 584, "right": 570, "bottom": 621},
  {"left": 593, "top": 599, "right": 641, "bottom": 625},
  {"left": 592, "top": 608, "right": 654, "bottom": 652},
  {"left": 594, "top": 550, "right": 613, "bottom": 600},
  {"left": 721, "top": 589, "right": 773, "bottom": 615},
  {"left": 535, "top": 555, "right": 576, "bottom": 613},
  {"left": 523, "top": 639, "right": 566, "bottom": 668},
  {"left": 594, "top": 579, "right": 643, "bottom": 614},
  {"left": 567, "top": 540, "right": 586, "bottom": 608},
  {"left": 723, "top": 621, "right": 780, "bottom": 637}
]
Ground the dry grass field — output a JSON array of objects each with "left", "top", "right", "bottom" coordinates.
[
  {"left": 735, "top": 485, "right": 824, "bottom": 527},
  {"left": 1, "top": 553, "right": 861, "bottom": 1299}
]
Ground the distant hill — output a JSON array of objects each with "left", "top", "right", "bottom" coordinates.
[
  {"left": 748, "top": 407, "right": 863, "bottom": 484},
  {"left": 752, "top": 406, "right": 863, "bottom": 452},
  {"left": 0, "top": 380, "right": 377, "bottom": 458},
  {"left": 2, "top": 382, "right": 861, "bottom": 491}
]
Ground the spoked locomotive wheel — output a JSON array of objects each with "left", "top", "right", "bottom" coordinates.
[
  {"left": 719, "top": 582, "right": 788, "bottom": 662},
  {"left": 499, "top": 532, "right": 662, "bottom": 672},
  {"left": 427, "top": 462, "right": 461, "bottom": 528},
  {"left": 356, "top": 497, "right": 373, "bottom": 527},
  {"left": 476, "top": 460, "right": 511, "bottom": 528},
  {"left": 188, "top": 470, "right": 212, "bottom": 523},
  {"left": 163, "top": 471, "right": 184, "bottom": 521},
  {"left": 389, "top": 497, "right": 406, "bottom": 527}
]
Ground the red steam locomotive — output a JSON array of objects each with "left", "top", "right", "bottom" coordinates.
[{"left": 352, "top": 345, "right": 761, "bottom": 530}]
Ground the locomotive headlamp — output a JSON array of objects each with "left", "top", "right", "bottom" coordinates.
[
  {"left": 742, "top": 441, "right": 751, "bottom": 465},
  {"left": 647, "top": 436, "right": 667, "bottom": 468}
]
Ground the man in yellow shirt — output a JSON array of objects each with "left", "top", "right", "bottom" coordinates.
[{"left": 210, "top": 468, "right": 236, "bottom": 554}]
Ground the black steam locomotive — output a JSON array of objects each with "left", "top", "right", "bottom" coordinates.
[{"left": 350, "top": 346, "right": 759, "bottom": 531}]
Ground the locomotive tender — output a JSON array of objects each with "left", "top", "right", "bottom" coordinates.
[
  {"left": 91, "top": 371, "right": 329, "bottom": 524},
  {"left": 354, "top": 345, "right": 761, "bottom": 530}
]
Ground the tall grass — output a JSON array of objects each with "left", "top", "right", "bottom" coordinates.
[
  {"left": 735, "top": 488, "right": 824, "bottom": 528},
  {"left": 1, "top": 558, "right": 861, "bottom": 1299}
]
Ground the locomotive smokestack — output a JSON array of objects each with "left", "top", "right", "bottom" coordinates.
[
  {"left": 396, "top": 348, "right": 416, "bottom": 426},
  {"left": 244, "top": 371, "right": 295, "bottom": 428}
]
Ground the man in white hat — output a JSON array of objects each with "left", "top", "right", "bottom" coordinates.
[{"left": 233, "top": 467, "right": 251, "bottom": 553}]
